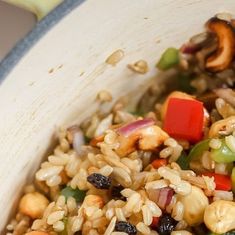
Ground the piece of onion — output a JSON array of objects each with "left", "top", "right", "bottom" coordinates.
[
  {"left": 147, "top": 187, "right": 174, "bottom": 210},
  {"left": 157, "top": 187, "right": 174, "bottom": 209},
  {"left": 214, "top": 88, "right": 235, "bottom": 107},
  {"left": 181, "top": 32, "right": 212, "bottom": 54},
  {"left": 117, "top": 118, "right": 155, "bottom": 137},
  {"left": 180, "top": 43, "right": 200, "bottom": 54}
]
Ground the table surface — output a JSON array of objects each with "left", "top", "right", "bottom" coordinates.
[{"left": 0, "top": 1, "right": 36, "bottom": 61}]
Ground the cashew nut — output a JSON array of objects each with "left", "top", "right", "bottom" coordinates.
[
  {"left": 204, "top": 200, "right": 235, "bottom": 233},
  {"left": 205, "top": 18, "right": 235, "bottom": 72},
  {"left": 116, "top": 125, "right": 169, "bottom": 157},
  {"left": 178, "top": 186, "right": 208, "bottom": 225},
  {"left": 19, "top": 192, "right": 49, "bottom": 219}
]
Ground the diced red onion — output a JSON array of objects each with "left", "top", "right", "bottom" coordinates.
[
  {"left": 147, "top": 187, "right": 174, "bottom": 210},
  {"left": 157, "top": 187, "right": 174, "bottom": 210},
  {"left": 214, "top": 88, "right": 235, "bottom": 107},
  {"left": 181, "top": 32, "right": 210, "bottom": 54},
  {"left": 73, "top": 130, "right": 85, "bottom": 155},
  {"left": 180, "top": 43, "right": 200, "bottom": 54},
  {"left": 117, "top": 118, "right": 155, "bottom": 137}
]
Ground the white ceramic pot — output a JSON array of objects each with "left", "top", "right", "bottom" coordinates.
[{"left": 0, "top": 0, "right": 235, "bottom": 232}]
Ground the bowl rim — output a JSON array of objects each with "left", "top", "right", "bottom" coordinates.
[{"left": 0, "top": 0, "right": 85, "bottom": 84}]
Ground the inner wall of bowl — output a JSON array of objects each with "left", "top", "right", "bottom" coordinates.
[{"left": 1, "top": 0, "right": 235, "bottom": 231}]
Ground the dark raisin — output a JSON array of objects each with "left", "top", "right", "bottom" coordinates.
[
  {"left": 115, "top": 221, "right": 137, "bottom": 235},
  {"left": 87, "top": 173, "right": 111, "bottom": 189},
  {"left": 156, "top": 214, "right": 177, "bottom": 235},
  {"left": 111, "top": 185, "right": 126, "bottom": 201}
]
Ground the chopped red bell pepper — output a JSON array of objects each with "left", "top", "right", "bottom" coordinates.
[
  {"left": 151, "top": 216, "right": 160, "bottom": 228},
  {"left": 202, "top": 172, "right": 232, "bottom": 191},
  {"left": 151, "top": 159, "right": 168, "bottom": 169},
  {"left": 163, "top": 98, "right": 204, "bottom": 143}
]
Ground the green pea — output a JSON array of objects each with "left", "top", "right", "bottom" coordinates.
[{"left": 61, "top": 186, "right": 86, "bottom": 203}]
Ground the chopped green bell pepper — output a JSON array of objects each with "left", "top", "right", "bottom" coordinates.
[
  {"left": 177, "top": 151, "right": 190, "bottom": 170},
  {"left": 157, "top": 47, "right": 180, "bottom": 70},
  {"left": 61, "top": 186, "right": 86, "bottom": 203},
  {"left": 188, "top": 139, "right": 210, "bottom": 162},
  {"left": 211, "top": 139, "right": 235, "bottom": 163},
  {"left": 231, "top": 167, "right": 235, "bottom": 193}
]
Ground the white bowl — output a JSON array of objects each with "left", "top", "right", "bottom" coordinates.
[{"left": 0, "top": 0, "right": 235, "bottom": 231}]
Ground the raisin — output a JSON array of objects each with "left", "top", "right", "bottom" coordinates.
[
  {"left": 111, "top": 185, "right": 126, "bottom": 201},
  {"left": 115, "top": 221, "right": 137, "bottom": 235},
  {"left": 87, "top": 173, "right": 111, "bottom": 189},
  {"left": 156, "top": 214, "right": 177, "bottom": 235}
]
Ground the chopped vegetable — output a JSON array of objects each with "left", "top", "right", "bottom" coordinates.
[
  {"left": 117, "top": 118, "right": 155, "bottom": 137},
  {"left": 116, "top": 125, "right": 169, "bottom": 157},
  {"left": 180, "top": 43, "right": 200, "bottom": 54},
  {"left": 61, "top": 186, "right": 86, "bottom": 203},
  {"left": 231, "top": 167, "right": 235, "bottom": 193},
  {"left": 163, "top": 98, "right": 204, "bottom": 142},
  {"left": 161, "top": 91, "right": 195, "bottom": 120},
  {"left": 211, "top": 139, "right": 235, "bottom": 163},
  {"left": 147, "top": 187, "right": 174, "bottom": 210},
  {"left": 151, "top": 216, "right": 160, "bottom": 228},
  {"left": 206, "top": 18, "right": 235, "bottom": 72},
  {"left": 181, "top": 32, "right": 210, "bottom": 54},
  {"left": 202, "top": 172, "right": 232, "bottom": 191},
  {"left": 188, "top": 139, "right": 210, "bottom": 161},
  {"left": 151, "top": 159, "right": 168, "bottom": 169},
  {"left": 176, "top": 151, "right": 190, "bottom": 170},
  {"left": 157, "top": 48, "right": 180, "bottom": 70},
  {"left": 157, "top": 187, "right": 174, "bottom": 210}
]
